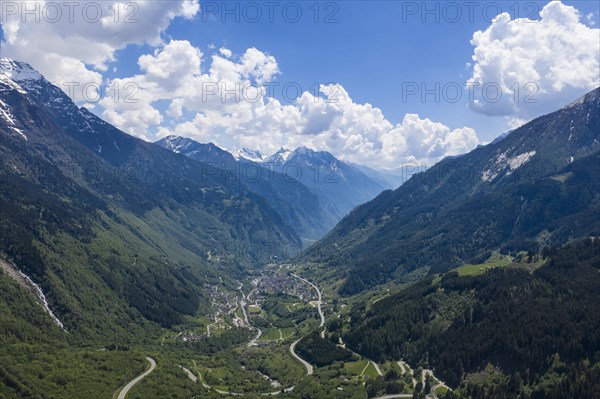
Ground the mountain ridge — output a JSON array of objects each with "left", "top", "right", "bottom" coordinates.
[
  {"left": 0, "top": 58, "right": 302, "bottom": 338},
  {"left": 303, "top": 87, "right": 600, "bottom": 295},
  {"left": 156, "top": 136, "right": 390, "bottom": 241}
]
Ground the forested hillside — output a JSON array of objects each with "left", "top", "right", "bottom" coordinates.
[
  {"left": 304, "top": 89, "right": 600, "bottom": 295},
  {"left": 344, "top": 238, "right": 600, "bottom": 398},
  {"left": 0, "top": 59, "right": 300, "bottom": 341}
]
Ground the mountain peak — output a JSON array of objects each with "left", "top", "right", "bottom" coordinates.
[
  {"left": 563, "top": 87, "right": 600, "bottom": 110},
  {"left": 231, "top": 147, "right": 266, "bottom": 162},
  {"left": 265, "top": 146, "right": 340, "bottom": 165},
  {"left": 156, "top": 135, "right": 198, "bottom": 154},
  {"left": 291, "top": 147, "right": 338, "bottom": 165},
  {"left": 266, "top": 147, "right": 293, "bottom": 164},
  {"left": 294, "top": 146, "right": 317, "bottom": 157},
  {"left": 0, "top": 58, "right": 42, "bottom": 82}
]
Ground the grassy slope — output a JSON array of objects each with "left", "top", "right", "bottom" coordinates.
[{"left": 454, "top": 252, "right": 512, "bottom": 276}]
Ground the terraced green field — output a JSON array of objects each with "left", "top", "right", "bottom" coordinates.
[{"left": 455, "top": 251, "right": 512, "bottom": 276}]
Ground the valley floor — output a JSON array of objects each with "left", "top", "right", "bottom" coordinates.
[{"left": 105, "top": 263, "right": 446, "bottom": 399}]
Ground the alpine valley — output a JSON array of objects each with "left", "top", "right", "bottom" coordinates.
[
  {"left": 155, "top": 136, "right": 387, "bottom": 243},
  {"left": 1, "top": 58, "right": 599, "bottom": 399}
]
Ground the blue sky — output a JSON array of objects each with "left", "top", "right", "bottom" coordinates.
[
  {"left": 154, "top": 0, "right": 599, "bottom": 141},
  {"left": 1, "top": 0, "right": 599, "bottom": 167}
]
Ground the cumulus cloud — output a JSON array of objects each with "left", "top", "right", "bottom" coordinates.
[
  {"left": 138, "top": 40, "right": 202, "bottom": 91},
  {"left": 0, "top": 0, "right": 199, "bottom": 99},
  {"left": 1, "top": 0, "right": 482, "bottom": 167},
  {"left": 381, "top": 115, "right": 479, "bottom": 165},
  {"left": 468, "top": 0, "right": 600, "bottom": 126},
  {"left": 219, "top": 48, "right": 233, "bottom": 58},
  {"left": 99, "top": 41, "right": 283, "bottom": 139},
  {"left": 100, "top": 40, "right": 480, "bottom": 167}
]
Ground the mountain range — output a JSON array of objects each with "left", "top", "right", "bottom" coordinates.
[
  {"left": 304, "top": 88, "right": 600, "bottom": 295},
  {"left": 0, "top": 57, "right": 391, "bottom": 336},
  {"left": 156, "top": 136, "right": 388, "bottom": 242},
  {"left": 263, "top": 147, "right": 387, "bottom": 219},
  {"left": 1, "top": 57, "right": 599, "bottom": 399},
  {"left": 0, "top": 58, "right": 304, "bottom": 336}
]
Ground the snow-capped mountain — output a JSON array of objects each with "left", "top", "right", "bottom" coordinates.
[
  {"left": 267, "top": 146, "right": 339, "bottom": 167},
  {"left": 0, "top": 57, "right": 137, "bottom": 164},
  {"left": 231, "top": 147, "right": 267, "bottom": 163},
  {"left": 0, "top": 58, "right": 42, "bottom": 84},
  {"left": 156, "top": 137, "right": 339, "bottom": 242},
  {"left": 260, "top": 146, "right": 386, "bottom": 219},
  {"left": 265, "top": 147, "right": 294, "bottom": 164},
  {"left": 0, "top": 58, "right": 48, "bottom": 141},
  {"left": 156, "top": 136, "right": 236, "bottom": 165}
]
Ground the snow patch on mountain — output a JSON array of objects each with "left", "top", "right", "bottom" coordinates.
[
  {"left": 10, "top": 127, "right": 27, "bottom": 140},
  {"left": 482, "top": 150, "right": 536, "bottom": 181},
  {"left": 0, "top": 99, "right": 27, "bottom": 140},
  {"left": 231, "top": 147, "right": 266, "bottom": 163},
  {"left": 0, "top": 58, "right": 46, "bottom": 98},
  {"left": 0, "top": 73, "right": 27, "bottom": 94},
  {"left": 0, "top": 58, "right": 42, "bottom": 82},
  {"left": 507, "top": 151, "right": 537, "bottom": 173},
  {"left": 563, "top": 89, "right": 600, "bottom": 111},
  {"left": 266, "top": 148, "right": 293, "bottom": 164},
  {"left": 159, "top": 135, "right": 192, "bottom": 153}
]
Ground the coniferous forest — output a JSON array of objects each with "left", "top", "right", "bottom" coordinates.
[{"left": 345, "top": 239, "right": 600, "bottom": 398}]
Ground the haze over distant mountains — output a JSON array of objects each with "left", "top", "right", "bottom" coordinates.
[{"left": 156, "top": 136, "right": 390, "bottom": 242}]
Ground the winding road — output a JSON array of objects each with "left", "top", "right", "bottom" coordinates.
[
  {"left": 422, "top": 368, "right": 451, "bottom": 399},
  {"left": 117, "top": 357, "right": 156, "bottom": 399},
  {"left": 288, "top": 273, "right": 326, "bottom": 376},
  {"left": 288, "top": 272, "right": 451, "bottom": 395},
  {"left": 187, "top": 362, "right": 296, "bottom": 396},
  {"left": 237, "top": 282, "right": 263, "bottom": 346},
  {"left": 397, "top": 360, "right": 417, "bottom": 388},
  {"left": 289, "top": 339, "right": 314, "bottom": 375},
  {"left": 291, "top": 273, "right": 324, "bottom": 327},
  {"left": 179, "top": 365, "right": 197, "bottom": 383}
]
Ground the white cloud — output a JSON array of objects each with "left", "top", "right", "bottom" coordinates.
[
  {"left": 236, "top": 48, "right": 279, "bottom": 84},
  {"left": 381, "top": 115, "right": 479, "bottom": 165},
  {"left": 0, "top": 0, "right": 482, "bottom": 168},
  {"left": 99, "top": 41, "right": 281, "bottom": 139},
  {"left": 138, "top": 40, "right": 202, "bottom": 91},
  {"left": 468, "top": 0, "right": 600, "bottom": 125},
  {"left": 219, "top": 48, "right": 233, "bottom": 58},
  {"left": 0, "top": 0, "right": 199, "bottom": 99},
  {"left": 101, "top": 41, "right": 480, "bottom": 168}
]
